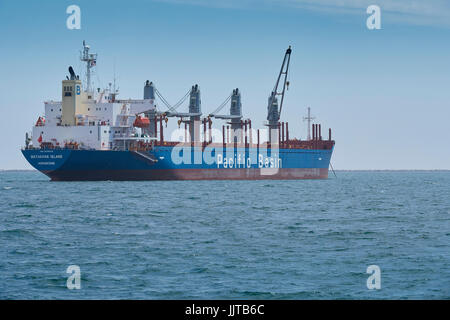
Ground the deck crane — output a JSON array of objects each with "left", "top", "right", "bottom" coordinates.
[
  {"left": 164, "top": 84, "right": 202, "bottom": 142},
  {"left": 209, "top": 88, "right": 245, "bottom": 143},
  {"left": 140, "top": 82, "right": 202, "bottom": 142},
  {"left": 266, "top": 46, "right": 292, "bottom": 143}
]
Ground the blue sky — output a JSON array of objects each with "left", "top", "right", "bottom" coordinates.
[{"left": 0, "top": 0, "right": 449, "bottom": 169}]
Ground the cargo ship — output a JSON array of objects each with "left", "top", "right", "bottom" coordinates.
[{"left": 22, "top": 42, "right": 335, "bottom": 181}]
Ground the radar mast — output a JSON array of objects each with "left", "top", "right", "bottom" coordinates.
[{"left": 80, "top": 40, "right": 97, "bottom": 93}]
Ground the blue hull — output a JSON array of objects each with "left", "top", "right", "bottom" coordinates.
[{"left": 22, "top": 146, "right": 334, "bottom": 181}]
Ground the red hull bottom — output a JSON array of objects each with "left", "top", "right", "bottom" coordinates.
[{"left": 44, "top": 168, "right": 329, "bottom": 181}]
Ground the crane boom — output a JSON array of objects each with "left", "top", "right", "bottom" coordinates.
[
  {"left": 267, "top": 46, "right": 292, "bottom": 122},
  {"left": 277, "top": 46, "right": 291, "bottom": 117}
]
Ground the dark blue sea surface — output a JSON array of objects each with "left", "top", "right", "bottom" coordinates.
[{"left": 0, "top": 170, "right": 449, "bottom": 299}]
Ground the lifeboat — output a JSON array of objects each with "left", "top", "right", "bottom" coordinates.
[{"left": 133, "top": 116, "right": 150, "bottom": 128}]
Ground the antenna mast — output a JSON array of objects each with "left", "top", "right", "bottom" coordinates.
[
  {"left": 80, "top": 40, "right": 97, "bottom": 93},
  {"left": 303, "top": 107, "right": 315, "bottom": 140}
]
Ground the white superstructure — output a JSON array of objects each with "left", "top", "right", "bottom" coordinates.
[{"left": 30, "top": 41, "right": 157, "bottom": 151}]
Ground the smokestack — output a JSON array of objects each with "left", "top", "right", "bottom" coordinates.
[
  {"left": 329, "top": 128, "right": 331, "bottom": 141},
  {"left": 319, "top": 124, "right": 322, "bottom": 140},
  {"left": 68, "top": 66, "right": 76, "bottom": 80}
]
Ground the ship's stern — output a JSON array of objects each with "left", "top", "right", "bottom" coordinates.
[{"left": 22, "top": 148, "right": 72, "bottom": 179}]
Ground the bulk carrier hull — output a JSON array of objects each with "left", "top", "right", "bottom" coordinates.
[
  {"left": 22, "top": 43, "right": 336, "bottom": 180},
  {"left": 22, "top": 145, "right": 333, "bottom": 181}
]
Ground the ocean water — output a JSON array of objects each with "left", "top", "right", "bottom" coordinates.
[{"left": 0, "top": 170, "right": 449, "bottom": 299}]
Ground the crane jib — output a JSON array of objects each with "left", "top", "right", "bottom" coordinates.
[{"left": 269, "top": 46, "right": 292, "bottom": 120}]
